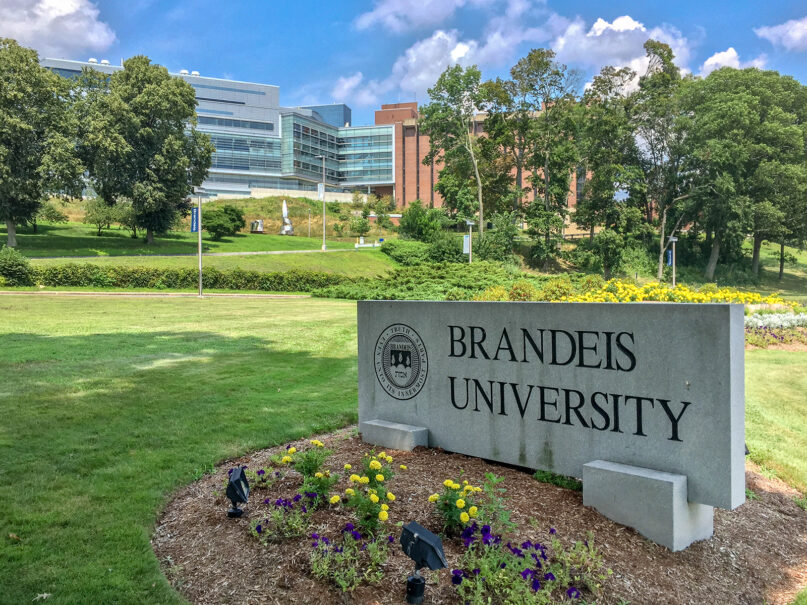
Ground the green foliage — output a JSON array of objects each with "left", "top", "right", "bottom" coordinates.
[
  {"left": 591, "top": 229, "right": 624, "bottom": 279},
  {"left": 36, "top": 200, "right": 69, "bottom": 224},
  {"left": 0, "top": 39, "right": 84, "bottom": 246},
  {"left": 0, "top": 245, "right": 34, "bottom": 285},
  {"left": 31, "top": 263, "right": 348, "bottom": 291},
  {"left": 427, "top": 231, "right": 465, "bottom": 263},
  {"left": 380, "top": 239, "right": 432, "bottom": 265},
  {"left": 533, "top": 470, "right": 583, "bottom": 492},
  {"left": 432, "top": 477, "right": 482, "bottom": 534},
  {"left": 82, "top": 198, "right": 119, "bottom": 236},
  {"left": 476, "top": 212, "right": 519, "bottom": 263},
  {"left": 203, "top": 209, "right": 237, "bottom": 240},
  {"left": 293, "top": 446, "right": 332, "bottom": 477},
  {"left": 795, "top": 495, "right": 807, "bottom": 511},
  {"left": 309, "top": 531, "right": 390, "bottom": 592},
  {"left": 398, "top": 200, "right": 450, "bottom": 241},
  {"left": 349, "top": 216, "right": 371, "bottom": 237},
  {"left": 300, "top": 472, "right": 339, "bottom": 507},
  {"left": 250, "top": 498, "right": 313, "bottom": 543}
]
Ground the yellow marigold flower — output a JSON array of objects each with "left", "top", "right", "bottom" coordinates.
[
  {"left": 378, "top": 451, "right": 387, "bottom": 458},
  {"left": 460, "top": 512, "right": 470, "bottom": 523},
  {"left": 378, "top": 510, "right": 389, "bottom": 522},
  {"left": 428, "top": 493, "right": 439, "bottom": 503},
  {"left": 451, "top": 482, "right": 461, "bottom": 490},
  {"left": 309, "top": 439, "right": 324, "bottom": 447},
  {"left": 474, "top": 487, "right": 482, "bottom": 492},
  {"left": 456, "top": 499, "right": 466, "bottom": 509},
  {"left": 281, "top": 456, "right": 292, "bottom": 464},
  {"left": 386, "top": 492, "right": 395, "bottom": 501},
  {"left": 329, "top": 495, "right": 340, "bottom": 504},
  {"left": 287, "top": 447, "right": 297, "bottom": 454},
  {"left": 370, "top": 494, "right": 380, "bottom": 503},
  {"left": 375, "top": 474, "right": 385, "bottom": 482},
  {"left": 399, "top": 464, "right": 408, "bottom": 470},
  {"left": 443, "top": 479, "right": 453, "bottom": 488},
  {"left": 344, "top": 463, "right": 352, "bottom": 470},
  {"left": 345, "top": 488, "right": 355, "bottom": 496},
  {"left": 462, "top": 480, "right": 469, "bottom": 485},
  {"left": 349, "top": 474, "right": 360, "bottom": 482},
  {"left": 381, "top": 503, "right": 389, "bottom": 511},
  {"left": 360, "top": 476, "right": 370, "bottom": 484},
  {"left": 385, "top": 456, "right": 393, "bottom": 463},
  {"left": 468, "top": 506, "right": 478, "bottom": 518},
  {"left": 463, "top": 485, "right": 474, "bottom": 494},
  {"left": 315, "top": 472, "right": 324, "bottom": 478},
  {"left": 370, "top": 460, "right": 382, "bottom": 470}
]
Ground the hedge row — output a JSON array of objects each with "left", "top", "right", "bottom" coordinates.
[{"left": 15, "top": 263, "right": 350, "bottom": 292}]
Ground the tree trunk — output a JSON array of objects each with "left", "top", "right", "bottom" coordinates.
[
  {"left": 705, "top": 229, "right": 712, "bottom": 250},
  {"left": 5, "top": 220, "right": 17, "bottom": 247},
  {"left": 751, "top": 233, "right": 763, "bottom": 277},
  {"left": 657, "top": 209, "right": 668, "bottom": 281},
  {"left": 779, "top": 238, "right": 785, "bottom": 281},
  {"left": 32, "top": 218, "right": 38, "bottom": 234},
  {"left": 146, "top": 227, "right": 155, "bottom": 245},
  {"left": 466, "top": 133, "right": 484, "bottom": 237},
  {"left": 515, "top": 158, "right": 523, "bottom": 212},
  {"left": 589, "top": 224, "right": 594, "bottom": 243},
  {"left": 704, "top": 234, "right": 721, "bottom": 281}
]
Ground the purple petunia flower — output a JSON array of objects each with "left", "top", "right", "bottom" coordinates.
[
  {"left": 544, "top": 572, "right": 555, "bottom": 581},
  {"left": 227, "top": 468, "right": 234, "bottom": 476},
  {"left": 521, "top": 568, "right": 534, "bottom": 580},
  {"left": 451, "top": 570, "right": 464, "bottom": 585},
  {"left": 461, "top": 523, "right": 478, "bottom": 548},
  {"left": 531, "top": 577, "right": 541, "bottom": 592},
  {"left": 351, "top": 530, "right": 362, "bottom": 541},
  {"left": 499, "top": 563, "right": 507, "bottom": 569},
  {"left": 255, "top": 524, "right": 262, "bottom": 534},
  {"left": 292, "top": 494, "right": 302, "bottom": 502},
  {"left": 388, "top": 535, "right": 395, "bottom": 543},
  {"left": 257, "top": 469, "right": 265, "bottom": 476},
  {"left": 472, "top": 568, "right": 480, "bottom": 575},
  {"left": 301, "top": 505, "right": 307, "bottom": 513},
  {"left": 263, "top": 498, "right": 270, "bottom": 505},
  {"left": 567, "top": 587, "right": 581, "bottom": 599},
  {"left": 521, "top": 540, "right": 533, "bottom": 549},
  {"left": 549, "top": 527, "right": 556, "bottom": 535},
  {"left": 305, "top": 491, "right": 318, "bottom": 499},
  {"left": 342, "top": 523, "right": 355, "bottom": 533},
  {"left": 333, "top": 546, "right": 343, "bottom": 553},
  {"left": 274, "top": 471, "right": 280, "bottom": 477}
]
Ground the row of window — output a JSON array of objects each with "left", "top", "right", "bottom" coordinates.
[{"left": 198, "top": 116, "right": 274, "bottom": 131}]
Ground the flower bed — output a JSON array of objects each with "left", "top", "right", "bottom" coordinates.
[{"left": 152, "top": 428, "right": 807, "bottom": 605}]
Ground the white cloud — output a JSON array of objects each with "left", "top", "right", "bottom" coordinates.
[
  {"left": 0, "top": 0, "right": 115, "bottom": 58},
  {"left": 698, "top": 47, "right": 766, "bottom": 76},
  {"left": 552, "top": 14, "right": 692, "bottom": 85},
  {"left": 335, "top": 0, "right": 557, "bottom": 107},
  {"left": 754, "top": 15, "right": 807, "bottom": 52},
  {"left": 355, "top": 0, "right": 494, "bottom": 33}
]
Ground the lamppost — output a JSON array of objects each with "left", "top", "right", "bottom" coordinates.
[{"left": 315, "top": 154, "right": 326, "bottom": 251}]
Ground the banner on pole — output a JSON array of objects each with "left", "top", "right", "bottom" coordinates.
[
  {"left": 463, "top": 234, "right": 470, "bottom": 254},
  {"left": 317, "top": 183, "right": 325, "bottom": 201},
  {"left": 191, "top": 207, "right": 199, "bottom": 233},
  {"left": 666, "top": 249, "right": 672, "bottom": 266}
]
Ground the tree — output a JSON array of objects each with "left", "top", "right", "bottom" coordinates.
[
  {"left": 349, "top": 216, "right": 371, "bottom": 237},
  {"left": 398, "top": 200, "right": 450, "bottom": 241},
  {"left": 420, "top": 65, "right": 486, "bottom": 235},
  {"left": 680, "top": 67, "right": 807, "bottom": 280},
  {"left": 203, "top": 204, "right": 245, "bottom": 240},
  {"left": 83, "top": 198, "right": 118, "bottom": 236},
  {"left": 221, "top": 204, "right": 245, "bottom": 233},
  {"left": 630, "top": 40, "right": 690, "bottom": 280},
  {"left": 75, "top": 56, "right": 214, "bottom": 244},
  {"left": 0, "top": 39, "right": 83, "bottom": 246},
  {"left": 31, "top": 200, "right": 69, "bottom": 233},
  {"left": 573, "top": 66, "right": 643, "bottom": 241}
]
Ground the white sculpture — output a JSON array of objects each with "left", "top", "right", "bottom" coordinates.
[{"left": 279, "top": 200, "right": 294, "bottom": 235}]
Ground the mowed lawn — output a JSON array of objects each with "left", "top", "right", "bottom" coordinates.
[
  {"left": 29, "top": 248, "right": 397, "bottom": 278},
  {"left": 2, "top": 222, "right": 354, "bottom": 257},
  {"left": 0, "top": 295, "right": 805, "bottom": 604},
  {"left": 0, "top": 296, "right": 359, "bottom": 604}
]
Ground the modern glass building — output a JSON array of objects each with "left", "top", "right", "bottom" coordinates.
[{"left": 41, "top": 58, "right": 394, "bottom": 198}]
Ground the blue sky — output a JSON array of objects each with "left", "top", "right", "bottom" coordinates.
[{"left": 3, "top": 0, "right": 807, "bottom": 125}]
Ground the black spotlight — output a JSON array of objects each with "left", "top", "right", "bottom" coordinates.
[
  {"left": 400, "top": 521, "right": 448, "bottom": 605},
  {"left": 226, "top": 467, "right": 250, "bottom": 518}
]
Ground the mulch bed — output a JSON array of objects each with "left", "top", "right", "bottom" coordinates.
[{"left": 152, "top": 427, "right": 807, "bottom": 604}]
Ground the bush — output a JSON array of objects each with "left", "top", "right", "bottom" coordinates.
[
  {"left": 0, "top": 246, "right": 34, "bottom": 286},
  {"left": 380, "top": 240, "right": 431, "bottom": 266},
  {"left": 204, "top": 209, "right": 238, "bottom": 240},
  {"left": 476, "top": 212, "right": 519, "bottom": 264},
  {"left": 398, "top": 201, "right": 450, "bottom": 241},
  {"left": 221, "top": 204, "right": 246, "bottom": 232},
  {"left": 32, "top": 264, "right": 349, "bottom": 292},
  {"left": 427, "top": 231, "right": 464, "bottom": 263}
]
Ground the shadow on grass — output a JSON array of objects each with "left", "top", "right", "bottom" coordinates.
[{"left": 0, "top": 329, "right": 357, "bottom": 604}]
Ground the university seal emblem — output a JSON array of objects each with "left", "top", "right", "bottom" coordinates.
[{"left": 374, "top": 324, "right": 428, "bottom": 400}]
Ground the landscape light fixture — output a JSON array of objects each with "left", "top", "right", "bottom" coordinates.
[
  {"left": 400, "top": 521, "right": 447, "bottom": 604},
  {"left": 226, "top": 467, "right": 250, "bottom": 518}
]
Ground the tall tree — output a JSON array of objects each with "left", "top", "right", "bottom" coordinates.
[
  {"left": 630, "top": 40, "right": 691, "bottom": 280},
  {"left": 0, "top": 39, "right": 83, "bottom": 247},
  {"left": 681, "top": 67, "right": 807, "bottom": 280},
  {"left": 574, "top": 65, "right": 642, "bottom": 240},
  {"left": 420, "top": 65, "right": 486, "bottom": 235},
  {"left": 76, "top": 56, "right": 213, "bottom": 244}
]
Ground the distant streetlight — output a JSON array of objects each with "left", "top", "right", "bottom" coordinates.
[
  {"left": 315, "top": 155, "right": 326, "bottom": 251},
  {"left": 465, "top": 220, "right": 475, "bottom": 264}
]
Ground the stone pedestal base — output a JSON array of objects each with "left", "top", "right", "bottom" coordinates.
[
  {"left": 359, "top": 419, "right": 429, "bottom": 451},
  {"left": 583, "top": 460, "right": 713, "bottom": 551}
]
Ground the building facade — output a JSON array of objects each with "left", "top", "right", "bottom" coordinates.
[{"left": 42, "top": 58, "right": 394, "bottom": 199}]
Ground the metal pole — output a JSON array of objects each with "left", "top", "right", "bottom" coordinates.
[
  {"left": 468, "top": 224, "right": 472, "bottom": 264},
  {"left": 321, "top": 156, "right": 326, "bottom": 251},
  {"left": 672, "top": 239, "right": 676, "bottom": 288},
  {"left": 197, "top": 193, "right": 203, "bottom": 298},
  {"left": 308, "top": 209, "right": 311, "bottom": 238}
]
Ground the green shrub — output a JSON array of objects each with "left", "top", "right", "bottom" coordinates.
[
  {"left": 32, "top": 264, "right": 348, "bottom": 292},
  {"left": 427, "top": 231, "right": 464, "bottom": 263},
  {"left": 476, "top": 212, "right": 519, "bottom": 263},
  {"left": 203, "top": 209, "right": 238, "bottom": 240},
  {"left": 0, "top": 246, "right": 34, "bottom": 286},
  {"left": 221, "top": 204, "right": 246, "bottom": 232},
  {"left": 380, "top": 240, "right": 431, "bottom": 265}
]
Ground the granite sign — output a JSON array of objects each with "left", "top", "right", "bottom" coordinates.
[{"left": 358, "top": 301, "right": 745, "bottom": 550}]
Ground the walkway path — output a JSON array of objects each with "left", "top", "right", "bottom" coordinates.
[
  {"left": 0, "top": 290, "right": 310, "bottom": 299},
  {"left": 32, "top": 247, "right": 363, "bottom": 260}
]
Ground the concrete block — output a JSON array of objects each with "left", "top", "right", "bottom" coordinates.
[
  {"left": 360, "top": 419, "right": 429, "bottom": 451},
  {"left": 583, "top": 460, "right": 713, "bottom": 551}
]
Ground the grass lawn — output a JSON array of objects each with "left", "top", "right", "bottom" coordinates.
[
  {"left": 0, "top": 296, "right": 358, "bottom": 604},
  {"left": 746, "top": 349, "right": 807, "bottom": 493},
  {"left": 1, "top": 222, "right": 355, "bottom": 258},
  {"left": 28, "top": 248, "right": 397, "bottom": 278},
  {"left": 0, "top": 296, "right": 804, "bottom": 604},
  {"left": 753, "top": 241, "right": 807, "bottom": 305}
]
